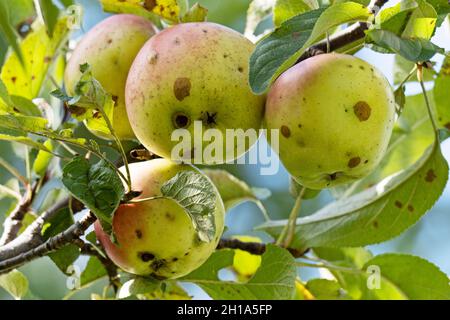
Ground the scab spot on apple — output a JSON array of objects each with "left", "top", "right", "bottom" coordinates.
[
  {"left": 151, "top": 259, "right": 166, "bottom": 271},
  {"left": 281, "top": 125, "right": 291, "bottom": 138},
  {"left": 147, "top": 51, "right": 158, "bottom": 65},
  {"left": 348, "top": 156, "right": 361, "bottom": 168},
  {"left": 172, "top": 112, "right": 190, "bottom": 128},
  {"left": 165, "top": 212, "right": 175, "bottom": 221},
  {"left": 353, "top": 101, "right": 371, "bottom": 121},
  {"left": 238, "top": 66, "right": 244, "bottom": 73},
  {"left": 135, "top": 229, "right": 143, "bottom": 239},
  {"left": 139, "top": 252, "right": 155, "bottom": 262},
  {"left": 328, "top": 172, "right": 343, "bottom": 181},
  {"left": 173, "top": 77, "right": 191, "bottom": 101}
]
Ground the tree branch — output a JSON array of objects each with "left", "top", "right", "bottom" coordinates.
[
  {"left": 217, "top": 238, "right": 308, "bottom": 258},
  {"left": 0, "top": 211, "right": 96, "bottom": 275},
  {"left": 297, "top": 0, "right": 388, "bottom": 63}
]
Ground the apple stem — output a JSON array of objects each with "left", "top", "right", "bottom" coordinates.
[{"left": 276, "top": 187, "right": 306, "bottom": 247}]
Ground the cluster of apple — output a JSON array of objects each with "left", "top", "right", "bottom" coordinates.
[{"left": 64, "top": 14, "right": 395, "bottom": 279}]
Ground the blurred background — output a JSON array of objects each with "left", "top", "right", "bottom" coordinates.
[{"left": 0, "top": 0, "right": 449, "bottom": 299}]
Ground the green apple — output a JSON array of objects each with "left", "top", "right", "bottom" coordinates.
[
  {"left": 94, "top": 159, "right": 225, "bottom": 279},
  {"left": 65, "top": 14, "right": 157, "bottom": 140},
  {"left": 265, "top": 53, "right": 396, "bottom": 189},
  {"left": 125, "top": 22, "right": 265, "bottom": 164}
]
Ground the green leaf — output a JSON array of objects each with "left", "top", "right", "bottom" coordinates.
[
  {"left": 244, "top": 0, "right": 276, "bottom": 38},
  {"left": 62, "top": 157, "right": 125, "bottom": 232},
  {"left": 182, "top": 245, "right": 297, "bottom": 300},
  {"left": 0, "top": 1, "right": 24, "bottom": 64},
  {"left": 259, "top": 140, "right": 448, "bottom": 251},
  {"left": 376, "top": 3, "right": 413, "bottom": 35},
  {"left": 0, "top": 78, "right": 13, "bottom": 110},
  {"left": 181, "top": 3, "right": 208, "bottom": 22},
  {"left": 10, "top": 96, "right": 42, "bottom": 116},
  {"left": 5, "top": 0, "right": 36, "bottom": 28},
  {"left": 366, "top": 29, "right": 444, "bottom": 62},
  {"left": 0, "top": 269, "right": 29, "bottom": 300},
  {"left": 42, "top": 208, "right": 80, "bottom": 273},
  {"left": 0, "top": 18, "right": 70, "bottom": 99},
  {"left": 305, "top": 279, "right": 346, "bottom": 300},
  {"left": 39, "top": 0, "right": 60, "bottom": 37},
  {"left": 250, "top": 2, "right": 371, "bottom": 94},
  {"left": 426, "top": 0, "right": 450, "bottom": 25},
  {"left": 117, "top": 277, "right": 161, "bottom": 299},
  {"left": 273, "top": 0, "right": 313, "bottom": 26},
  {"left": 161, "top": 170, "right": 217, "bottom": 242},
  {"left": 332, "top": 93, "right": 435, "bottom": 198},
  {"left": 250, "top": 8, "right": 324, "bottom": 94},
  {"left": 0, "top": 133, "right": 52, "bottom": 153},
  {"left": 99, "top": 0, "right": 163, "bottom": 26},
  {"left": 0, "top": 112, "right": 48, "bottom": 133},
  {"left": 433, "top": 56, "right": 450, "bottom": 130},
  {"left": 402, "top": 0, "right": 437, "bottom": 39},
  {"left": 80, "top": 256, "right": 107, "bottom": 286},
  {"left": 203, "top": 169, "right": 270, "bottom": 213},
  {"left": 364, "top": 254, "right": 450, "bottom": 299}
]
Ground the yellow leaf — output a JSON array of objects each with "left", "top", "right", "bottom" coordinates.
[
  {"left": 0, "top": 18, "right": 69, "bottom": 99},
  {"left": 232, "top": 236, "right": 262, "bottom": 280}
]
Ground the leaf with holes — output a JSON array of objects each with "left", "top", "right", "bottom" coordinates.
[
  {"left": 259, "top": 140, "right": 448, "bottom": 251},
  {"left": 182, "top": 244, "right": 297, "bottom": 300},
  {"left": 161, "top": 170, "right": 217, "bottom": 242}
]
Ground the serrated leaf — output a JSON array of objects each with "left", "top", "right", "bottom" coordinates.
[
  {"left": 41, "top": 207, "right": 80, "bottom": 273},
  {"left": 364, "top": 254, "right": 450, "bottom": 299},
  {"left": 250, "top": 2, "right": 371, "bottom": 94},
  {"left": 203, "top": 169, "right": 270, "bottom": 214},
  {"left": 366, "top": 29, "right": 444, "bottom": 62},
  {"left": 0, "top": 269, "right": 29, "bottom": 300},
  {"left": 259, "top": 140, "right": 448, "bottom": 251},
  {"left": 161, "top": 170, "right": 217, "bottom": 242},
  {"left": 244, "top": 0, "right": 276, "bottom": 38},
  {"left": 182, "top": 244, "right": 297, "bottom": 300},
  {"left": 39, "top": 0, "right": 60, "bottom": 37},
  {"left": 273, "top": 0, "right": 313, "bottom": 26},
  {"left": 62, "top": 157, "right": 125, "bottom": 231},
  {"left": 80, "top": 256, "right": 107, "bottom": 286},
  {"left": 0, "top": 18, "right": 70, "bottom": 99},
  {"left": 433, "top": 56, "right": 450, "bottom": 130}
]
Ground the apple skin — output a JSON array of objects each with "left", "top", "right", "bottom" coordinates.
[
  {"left": 94, "top": 159, "right": 225, "bottom": 279},
  {"left": 125, "top": 22, "right": 265, "bottom": 164},
  {"left": 265, "top": 53, "right": 396, "bottom": 189},
  {"left": 65, "top": 14, "right": 157, "bottom": 140}
]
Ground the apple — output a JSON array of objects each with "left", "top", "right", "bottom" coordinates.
[
  {"left": 65, "top": 14, "right": 157, "bottom": 140},
  {"left": 125, "top": 22, "right": 265, "bottom": 164},
  {"left": 265, "top": 53, "right": 396, "bottom": 189},
  {"left": 94, "top": 158, "right": 225, "bottom": 279}
]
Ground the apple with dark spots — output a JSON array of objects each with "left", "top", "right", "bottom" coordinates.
[
  {"left": 94, "top": 159, "right": 225, "bottom": 279},
  {"left": 125, "top": 22, "right": 265, "bottom": 164},
  {"left": 65, "top": 14, "right": 157, "bottom": 140},
  {"left": 265, "top": 53, "right": 396, "bottom": 189}
]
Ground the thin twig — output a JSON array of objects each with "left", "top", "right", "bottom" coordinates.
[
  {"left": 217, "top": 238, "right": 307, "bottom": 258},
  {"left": 0, "top": 158, "right": 28, "bottom": 187}
]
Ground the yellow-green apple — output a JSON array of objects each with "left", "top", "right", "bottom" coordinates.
[
  {"left": 125, "top": 22, "right": 265, "bottom": 164},
  {"left": 265, "top": 53, "right": 396, "bottom": 189},
  {"left": 65, "top": 14, "right": 157, "bottom": 140},
  {"left": 94, "top": 158, "right": 225, "bottom": 279}
]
